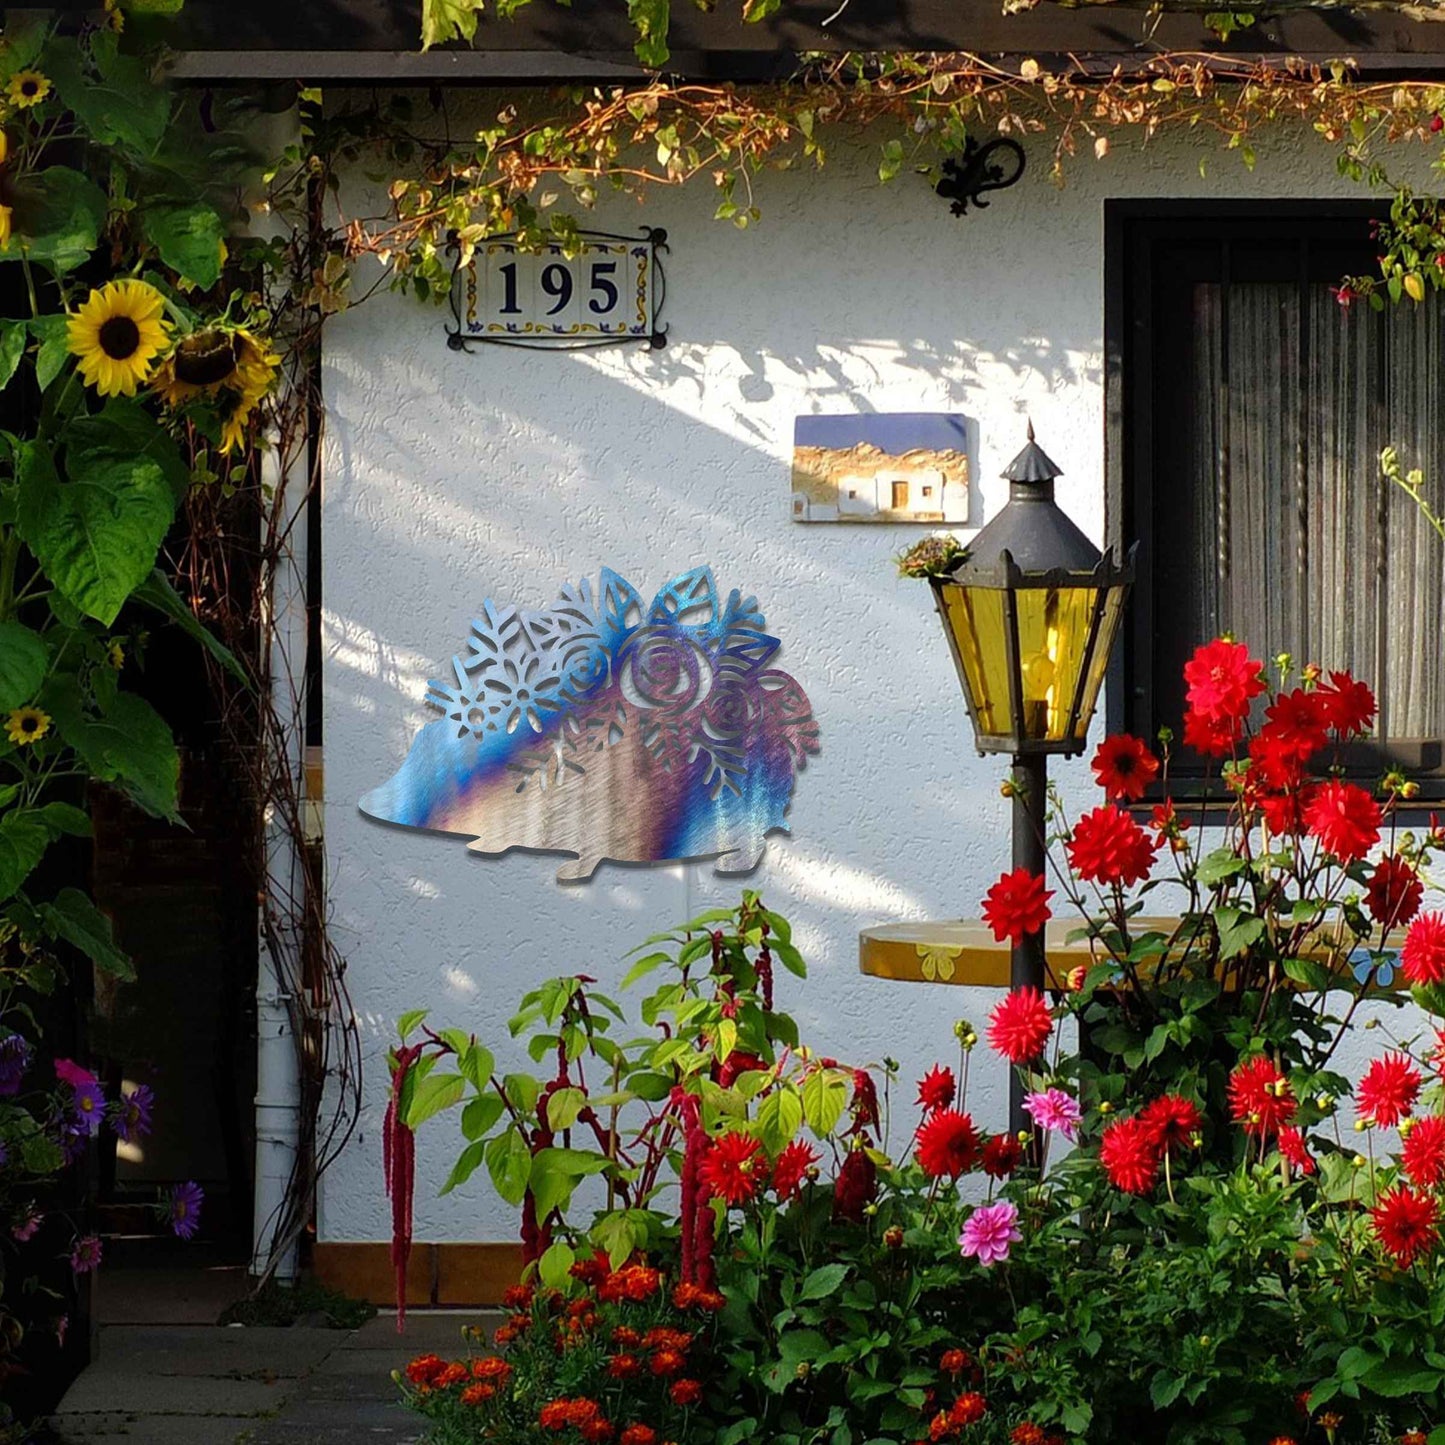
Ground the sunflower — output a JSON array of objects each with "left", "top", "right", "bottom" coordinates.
[
  {"left": 152, "top": 325, "right": 279, "bottom": 452},
  {"left": 0, "top": 131, "right": 10, "bottom": 251},
  {"left": 217, "top": 330, "right": 280, "bottom": 452},
  {"left": 6, "top": 706, "right": 50, "bottom": 746},
  {"left": 67, "top": 280, "right": 171, "bottom": 397},
  {"left": 6, "top": 72, "right": 51, "bottom": 109}
]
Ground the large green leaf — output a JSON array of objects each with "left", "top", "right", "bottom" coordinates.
[
  {"left": 45, "top": 38, "right": 168, "bottom": 156},
  {"left": 0, "top": 322, "right": 25, "bottom": 390},
  {"left": 41, "top": 676, "right": 179, "bottom": 819},
  {"left": 142, "top": 204, "right": 224, "bottom": 288},
  {"left": 131, "top": 571, "right": 247, "bottom": 683},
  {"left": 17, "top": 405, "right": 181, "bottom": 626},
  {"left": 421, "top": 0, "right": 484, "bottom": 47},
  {"left": 403, "top": 1071, "right": 465, "bottom": 1129},
  {"left": 4, "top": 167, "right": 108, "bottom": 274},
  {"left": 484, "top": 1128, "right": 532, "bottom": 1207},
  {"left": 0, "top": 621, "right": 49, "bottom": 711},
  {"left": 0, "top": 811, "right": 50, "bottom": 902},
  {"left": 27, "top": 315, "right": 70, "bottom": 393},
  {"left": 40, "top": 887, "right": 133, "bottom": 981}
]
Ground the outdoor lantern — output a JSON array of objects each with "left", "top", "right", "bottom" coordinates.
[
  {"left": 929, "top": 423, "right": 1134, "bottom": 758},
  {"left": 929, "top": 423, "right": 1135, "bottom": 1136}
]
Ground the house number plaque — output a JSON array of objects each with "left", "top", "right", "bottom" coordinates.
[{"left": 446, "top": 228, "right": 668, "bottom": 352}]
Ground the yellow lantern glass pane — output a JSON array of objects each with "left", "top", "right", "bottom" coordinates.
[
  {"left": 1014, "top": 585, "right": 1100, "bottom": 742},
  {"left": 941, "top": 585, "right": 1012, "bottom": 735},
  {"left": 1072, "top": 584, "right": 1128, "bottom": 741}
]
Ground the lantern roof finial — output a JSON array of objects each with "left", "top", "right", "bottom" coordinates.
[{"left": 1002, "top": 421, "right": 1063, "bottom": 485}]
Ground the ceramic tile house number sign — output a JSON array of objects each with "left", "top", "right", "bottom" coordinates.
[{"left": 360, "top": 568, "right": 818, "bottom": 881}]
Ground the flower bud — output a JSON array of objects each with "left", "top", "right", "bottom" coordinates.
[
  {"left": 1099, "top": 1101, "right": 1113, "bottom": 1115},
  {"left": 1354, "top": 1118, "right": 1369, "bottom": 1132},
  {"left": 863, "top": 1202, "right": 878, "bottom": 1216},
  {"left": 884, "top": 1225, "right": 905, "bottom": 1250},
  {"left": 1352, "top": 1154, "right": 1367, "bottom": 1168},
  {"left": 795, "top": 1362, "right": 812, "bottom": 1379},
  {"left": 1000, "top": 778, "right": 1019, "bottom": 800},
  {"left": 1315, "top": 1094, "right": 1333, "bottom": 1111}
]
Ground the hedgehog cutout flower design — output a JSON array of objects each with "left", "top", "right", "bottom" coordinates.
[{"left": 360, "top": 568, "right": 819, "bottom": 881}]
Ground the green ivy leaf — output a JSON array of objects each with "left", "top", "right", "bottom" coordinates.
[
  {"left": 0, "top": 811, "right": 50, "bottom": 902},
  {"left": 142, "top": 204, "right": 224, "bottom": 288},
  {"left": 17, "top": 405, "right": 181, "bottom": 626},
  {"left": 625, "top": 0, "right": 671, "bottom": 68},
  {"left": 40, "top": 886, "right": 133, "bottom": 981},
  {"left": 0, "top": 621, "right": 49, "bottom": 711}
]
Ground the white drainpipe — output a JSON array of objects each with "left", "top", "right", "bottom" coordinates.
[{"left": 251, "top": 427, "right": 308, "bottom": 1285}]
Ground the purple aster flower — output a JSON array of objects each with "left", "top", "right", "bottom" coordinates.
[
  {"left": 165, "top": 1181, "right": 204, "bottom": 1240},
  {"left": 0, "top": 1035, "right": 32, "bottom": 1096},
  {"left": 69, "top": 1078, "right": 105, "bottom": 1138},
  {"left": 69, "top": 1234, "right": 102, "bottom": 1274},
  {"left": 1023, "top": 1087, "right": 1082, "bottom": 1142},
  {"left": 958, "top": 1200, "right": 1022, "bottom": 1269},
  {"left": 109, "top": 1085, "right": 154, "bottom": 1143}
]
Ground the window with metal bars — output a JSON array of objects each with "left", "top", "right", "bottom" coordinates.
[{"left": 1106, "top": 202, "right": 1445, "bottom": 796}]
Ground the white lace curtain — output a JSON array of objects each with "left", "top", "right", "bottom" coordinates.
[{"left": 1187, "top": 281, "right": 1445, "bottom": 739}]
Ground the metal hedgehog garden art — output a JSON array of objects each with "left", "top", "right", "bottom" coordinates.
[{"left": 359, "top": 567, "right": 819, "bottom": 881}]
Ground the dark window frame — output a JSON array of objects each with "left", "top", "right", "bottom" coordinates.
[{"left": 1103, "top": 198, "right": 1445, "bottom": 802}]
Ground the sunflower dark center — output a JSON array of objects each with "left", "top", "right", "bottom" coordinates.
[
  {"left": 20, "top": 80, "right": 38, "bottom": 97},
  {"left": 98, "top": 316, "right": 141, "bottom": 360},
  {"left": 174, "top": 329, "right": 237, "bottom": 385}
]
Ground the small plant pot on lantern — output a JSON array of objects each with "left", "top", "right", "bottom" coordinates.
[{"left": 928, "top": 423, "right": 1135, "bottom": 1128}]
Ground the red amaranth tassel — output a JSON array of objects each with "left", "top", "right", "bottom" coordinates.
[
  {"left": 757, "top": 946, "right": 773, "bottom": 1011},
  {"left": 385, "top": 1044, "right": 422, "bottom": 1332}
]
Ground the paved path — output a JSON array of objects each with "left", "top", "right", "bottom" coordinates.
[{"left": 50, "top": 1312, "right": 498, "bottom": 1444}]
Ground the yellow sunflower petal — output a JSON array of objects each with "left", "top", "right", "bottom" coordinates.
[{"left": 67, "top": 279, "right": 171, "bottom": 398}]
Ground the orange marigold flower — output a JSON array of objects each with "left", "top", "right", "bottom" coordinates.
[
  {"left": 915, "top": 1108, "right": 981, "bottom": 1178},
  {"left": 1372, "top": 1184, "right": 1439, "bottom": 1267},
  {"left": 981, "top": 867, "right": 1053, "bottom": 945},
  {"left": 671, "top": 1283, "right": 725, "bottom": 1311},
  {"left": 607, "top": 1354, "right": 642, "bottom": 1379},
  {"left": 1227, "top": 1055, "right": 1295, "bottom": 1138},
  {"left": 461, "top": 1382, "right": 496, "bottom": 1405},
  {"left": 643, "top": 1328, "right": 692, "bottom": 1352},
  {"left": 612, "top": 1326, "right": 642, "bottom": 1347},
  {"left": 1401, "top": 1432, "right": 1429, "bottom": 1445},
  {"left": 939, "top": 1348, "right": 970, "bottom": 1375},
  {"left": 1357, "top": 1052, "right": 1422, "bottom": 1127},
  {"left": 947, "top": 1392, "right": 987, "bottom": 1427},
  {"left": 436, "top": 1362, "right": 469, "bottom": 1387},
  {"left": 670, "top": 1378, "right": 703, "bottom": 1407},
  {"left": 620, "top": 1428, "right": 658, "bottom": 1445},
  {"left": 581, "top": 1419, "right": 614, "bottom": 1444},
  {"left": 539, "top": 1400, "right": 573, "bottom": 1430},
  {"left": 472, "top": 1356, "right": 512, "bottom": 1382},
  {"left": 1091, "top": 733, "right": 1160, "bottom": 801},
  {"left": 1011, "top": 1427, "right": 1049, "bottom": 1445},
  {"left": 405, "top": 1354, "right": 447, "bottom": 1386},
  {"left": 649, "top": 1349, "right": 685, "bottom": 1377},
  {"left": 600, "top": 1265, "right": 661, "bottom": 1303},
  {"left": 987, "top": 987, "right": 1053, "bottom": 1065},
  {"left": 501, "top": 1283, "right": 534, "bottom": 1309},
  {"left": 699, "top": 1131, "right": 765, "bottom": 1205}
]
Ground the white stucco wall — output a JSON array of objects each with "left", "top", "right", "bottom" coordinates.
[{"left": 320, "top": 112, "right": 1437, "bottom": 1245}]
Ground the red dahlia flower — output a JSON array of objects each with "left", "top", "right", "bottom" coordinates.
[
  {"left": 1183, "top": 638, "right": 1266, "bottom": 722},
  {"left": 1066, "top": 806, "right": 1158, "bottom": 887},
  {"left": 1140, "top": 1093, "right": 1202, "bottom": 1153},
  {"left": 1183, "top": 707, "right": 1241, "bottom": 757},
  {"left": 1371, "top": 1184, "right": 1439, "bottom": 1267},
  {"left": 1303, "top": 780, "right": 1381, "bottom": 863},
  {"left": 1278, "top": 1127, "right": 1315, "bottom": 1177},
  {"left": 1318, "top": 669, "right": 1376, "bottom": 736},
  {"left": 1356, "top": 1052, "right": 1422, "bottom": 1127},
  {"left": 1099, "top": 1116, "right": 1159, "bottom": 1195},
  {"left": 915, "top": 1064, "right": 956, "bottom": 1115},
  {"left": 1250, "top": 725, "right": 1309, "bottom": 790},
  {"left": 915, "top": 1108, "right": 981, "bottom": 1178},
  {"left": 981, "top": 867, "right": 1053, "bottom": 945},
  {"left": 1261, "top": 787, "right": 1314, "bottom": 838},
  {"left": 833, "top": 1147, "right": 877, "bottom": 1222},
  {"left": 1261, "top": 689, "right": 1330, "bottom": 762},
  {"left": 1402, "top": 1115, "right": 1445, "bottom": 1188},
  {"left": 987, "top": 987, "right": 1054, "bottom": 1064},
  {"left": 699, "top": 1131, "right": 764, "bottom": 1205},
  {"left": 771, "top": 1140, "right": 820, "bottom": 1202},
  {"left": 1402, "top": 913, "right": 1445, "bottom": 987},
  {"left": 982, "top": 1132, "right": 1023, "bottom": 1178},
  {"left": 1227, "top": 1055, "right": 1295, "bottom": 1137},
  {"left": 1365, "top": 855, "right": 1425, "bottom": 929},
  {"left": 1091, "top": 733, "right": 1160, "bottom": 801}
]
